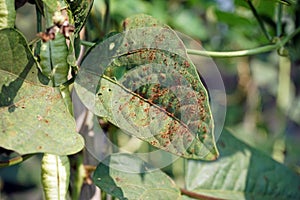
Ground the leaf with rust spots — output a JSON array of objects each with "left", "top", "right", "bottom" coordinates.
[
  {"left": 65, "top": 0, "right": 94, "bottom": 36},
  {"left": 122, "top": 14, "right": 166, "bottom": 30},
  {"left": 0, "top": 28, "right": 84, "bottom": 155},
  {"left": 74, "top": 14, "right": 218, "bottom": 160}
]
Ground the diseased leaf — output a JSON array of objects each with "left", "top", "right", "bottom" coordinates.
[
  {"left": 0, "top": 28, "right": 84, "bottom": 155},
  {"left": 65, "top": 0, "right": 94, "bottom": 36},
  {"left": 75, "top": 14, "right": 218, "bottom": 160},
  {"left": 92, "top": 153, "right": 181, "bottom": 200},
  {"left": 40, "top": 32, "right": 70, "bottom": 87},
  {"left": 185, "top": 129, "right": 300, "bottom": 200},
  {"left": 38, "top": 1, "right": 71, "bottom": 87}
]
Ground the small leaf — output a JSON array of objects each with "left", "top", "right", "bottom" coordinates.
[
  {"left": 65, "top": 0, "right": 94, "bottom": 36},
  {"left": 41, "top": 154, "right": 70, "bottom": 200},
  {"left": 0, "top": 28, "right": 84, "bottom": 155},
  {"left": 41, "top": 0, "right": 58, "bottom": 13},
  {"left": 92, "top": 153, "right": 181, "bottom": 200},
  {"left": 214, "top": 9, "right": 253, "bottom": 27},
  {"left": 75, "top": 14, "right": 218, "bottom": 160},
  {"left": 185, "top": 129, "right": 300, "bottom": 200},
  {"left": 40, "top": 32, "right": 70, "bottom": 87}
]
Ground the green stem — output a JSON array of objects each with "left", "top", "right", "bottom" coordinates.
[
  {"left": 35, "top": 3, "right": 42, "bottom": 56},
  {"left": 280, "top": 26, "right": 300, "bottom": 45},
  {"left": 188, "top": 26, "right": 300, "bottom": 57},
  {"left": 104, "top": 0, "right": 110, "bottom": 34},
  {"left": 187, "top": 43, "right": 278, "bottom": 58},
  {"left": 276, "top": 3, "right": 283, "bottom": 37},
  {"left": 59, "top": 85, "right": 74, "bottom": 116},
  {"left": 0, "top": 154, "right": 33, "bottom": 167},
  {"left": 80, "top": 40, "right": 95, "bottom": 47},
  {"left": 246, "top": 0, "right": 272, "bottom": 41}
]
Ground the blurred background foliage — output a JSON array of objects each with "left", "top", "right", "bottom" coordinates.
[{"left": 1, "top": 0, "right": 300, "bottom": 199}]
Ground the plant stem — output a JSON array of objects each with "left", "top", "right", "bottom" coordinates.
[
  {"left": 246, "top": 0, "right": 272, "bottom": 41},
  {"left": 188, "top": 26, "right": 300, "bottom": 57},
  {"left": 104, "top": 0, "right": 110, "bottom": 34},
  {"left": 186, "top": 43, "right": 278, "bottom": 57},
  {"left": 35, "top": 3, "right": 42, "bottom": 55},
  {"left": 276, "top": 3, "right": 283, "bottom": 37},
  {"left": 80, "top": 40, "right": 95, "bottom": 47}
]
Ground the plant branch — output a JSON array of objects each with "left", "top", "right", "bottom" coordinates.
[
  {"left": 246, "top": 0, "right": 272, "bottom": 41},
  {"left": 186, "top": 43, "right": 278, "bottom": 57},
  {"left": 180, "top": 188, "right": 224, "bottom": 200},
  {"left": 80, "top": 40, "right": 95, "bottom": 47},
  {"left": 187, "top": 26, "right": 300, "bottom": 57},
  {"left": 104, "top": 0, "right": 110, "bottom": 34},
  {"left": 276, "top": 3, "right": 283, "bottom": 37}
]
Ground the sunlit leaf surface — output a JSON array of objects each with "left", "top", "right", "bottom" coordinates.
[
  {"left": 0, "top": 28, "right": 84, "bottom": 155},
  {"left": 75, "top": 14, "right": 218, "bottom": 160}
]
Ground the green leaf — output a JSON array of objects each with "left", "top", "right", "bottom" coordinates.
[
  {"left": 41, "top": 0, "right": 58, "bottom": 13},
  {"left": 0, "top": 0, "right": 16, "bottom": 29},
  {"left": 170, "top": 9, "right": 208, "bottom": 40},
  {"left": 75, "top": 14, "right": 218, "bottom": 160},
  {"left": 38, "top": 2, "right": 71, "bottom": 87},
  {"left": 185, "top": 129, "right": 300, "bottom": 200},
  {"left": 214, "top": 9, "right": 253, "bottom": 27},
  {"left": 40, "top": 32, "right": 70, "bottom": 87},
  {"left": 92, "top": 153, "right": 181, "bottom": 200},
  {"left": 65, "top": 0, "right": 94, "bottom": 36},
  {"left": 0, "top": 28, "right": 84, "bottom": 155},
  {"left": 41, "top": 154, "right": 70, "bottom": 200}
]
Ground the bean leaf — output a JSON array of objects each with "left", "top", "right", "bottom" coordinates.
[
  {"left": 93, "top": 153, "right": 181, "bottom": 200},
  {"left": 0, "top": 28, "right": 84, "bottom": 155},
  {"left": 75, "top": 14, "right": 218, "bottom": 160},
  {"left": 65, "top": 0, "right": 94, "bottom": 36},
  {"left": 185, "top": 129, "right": 300, "bottom": 200}
]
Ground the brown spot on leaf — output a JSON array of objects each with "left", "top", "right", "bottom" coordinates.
[
  {"left": 122, "top": 19, "right": 129, "bottom": 30},
  {"left": 150, "top": 140, "right": 158, "bottom": 146},
  {"left": 115, "top": 177, "right": 122, "bottom": 182},
  {"left": 184, "top": 60, "right": 190, "bottom": 68},
  {"left": 159, "top": 73, "right": 166, "bottom": 80}
]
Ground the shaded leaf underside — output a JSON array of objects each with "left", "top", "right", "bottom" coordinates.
[{"left": 185, "top": 129, "right": 300, "bottom": 200}]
